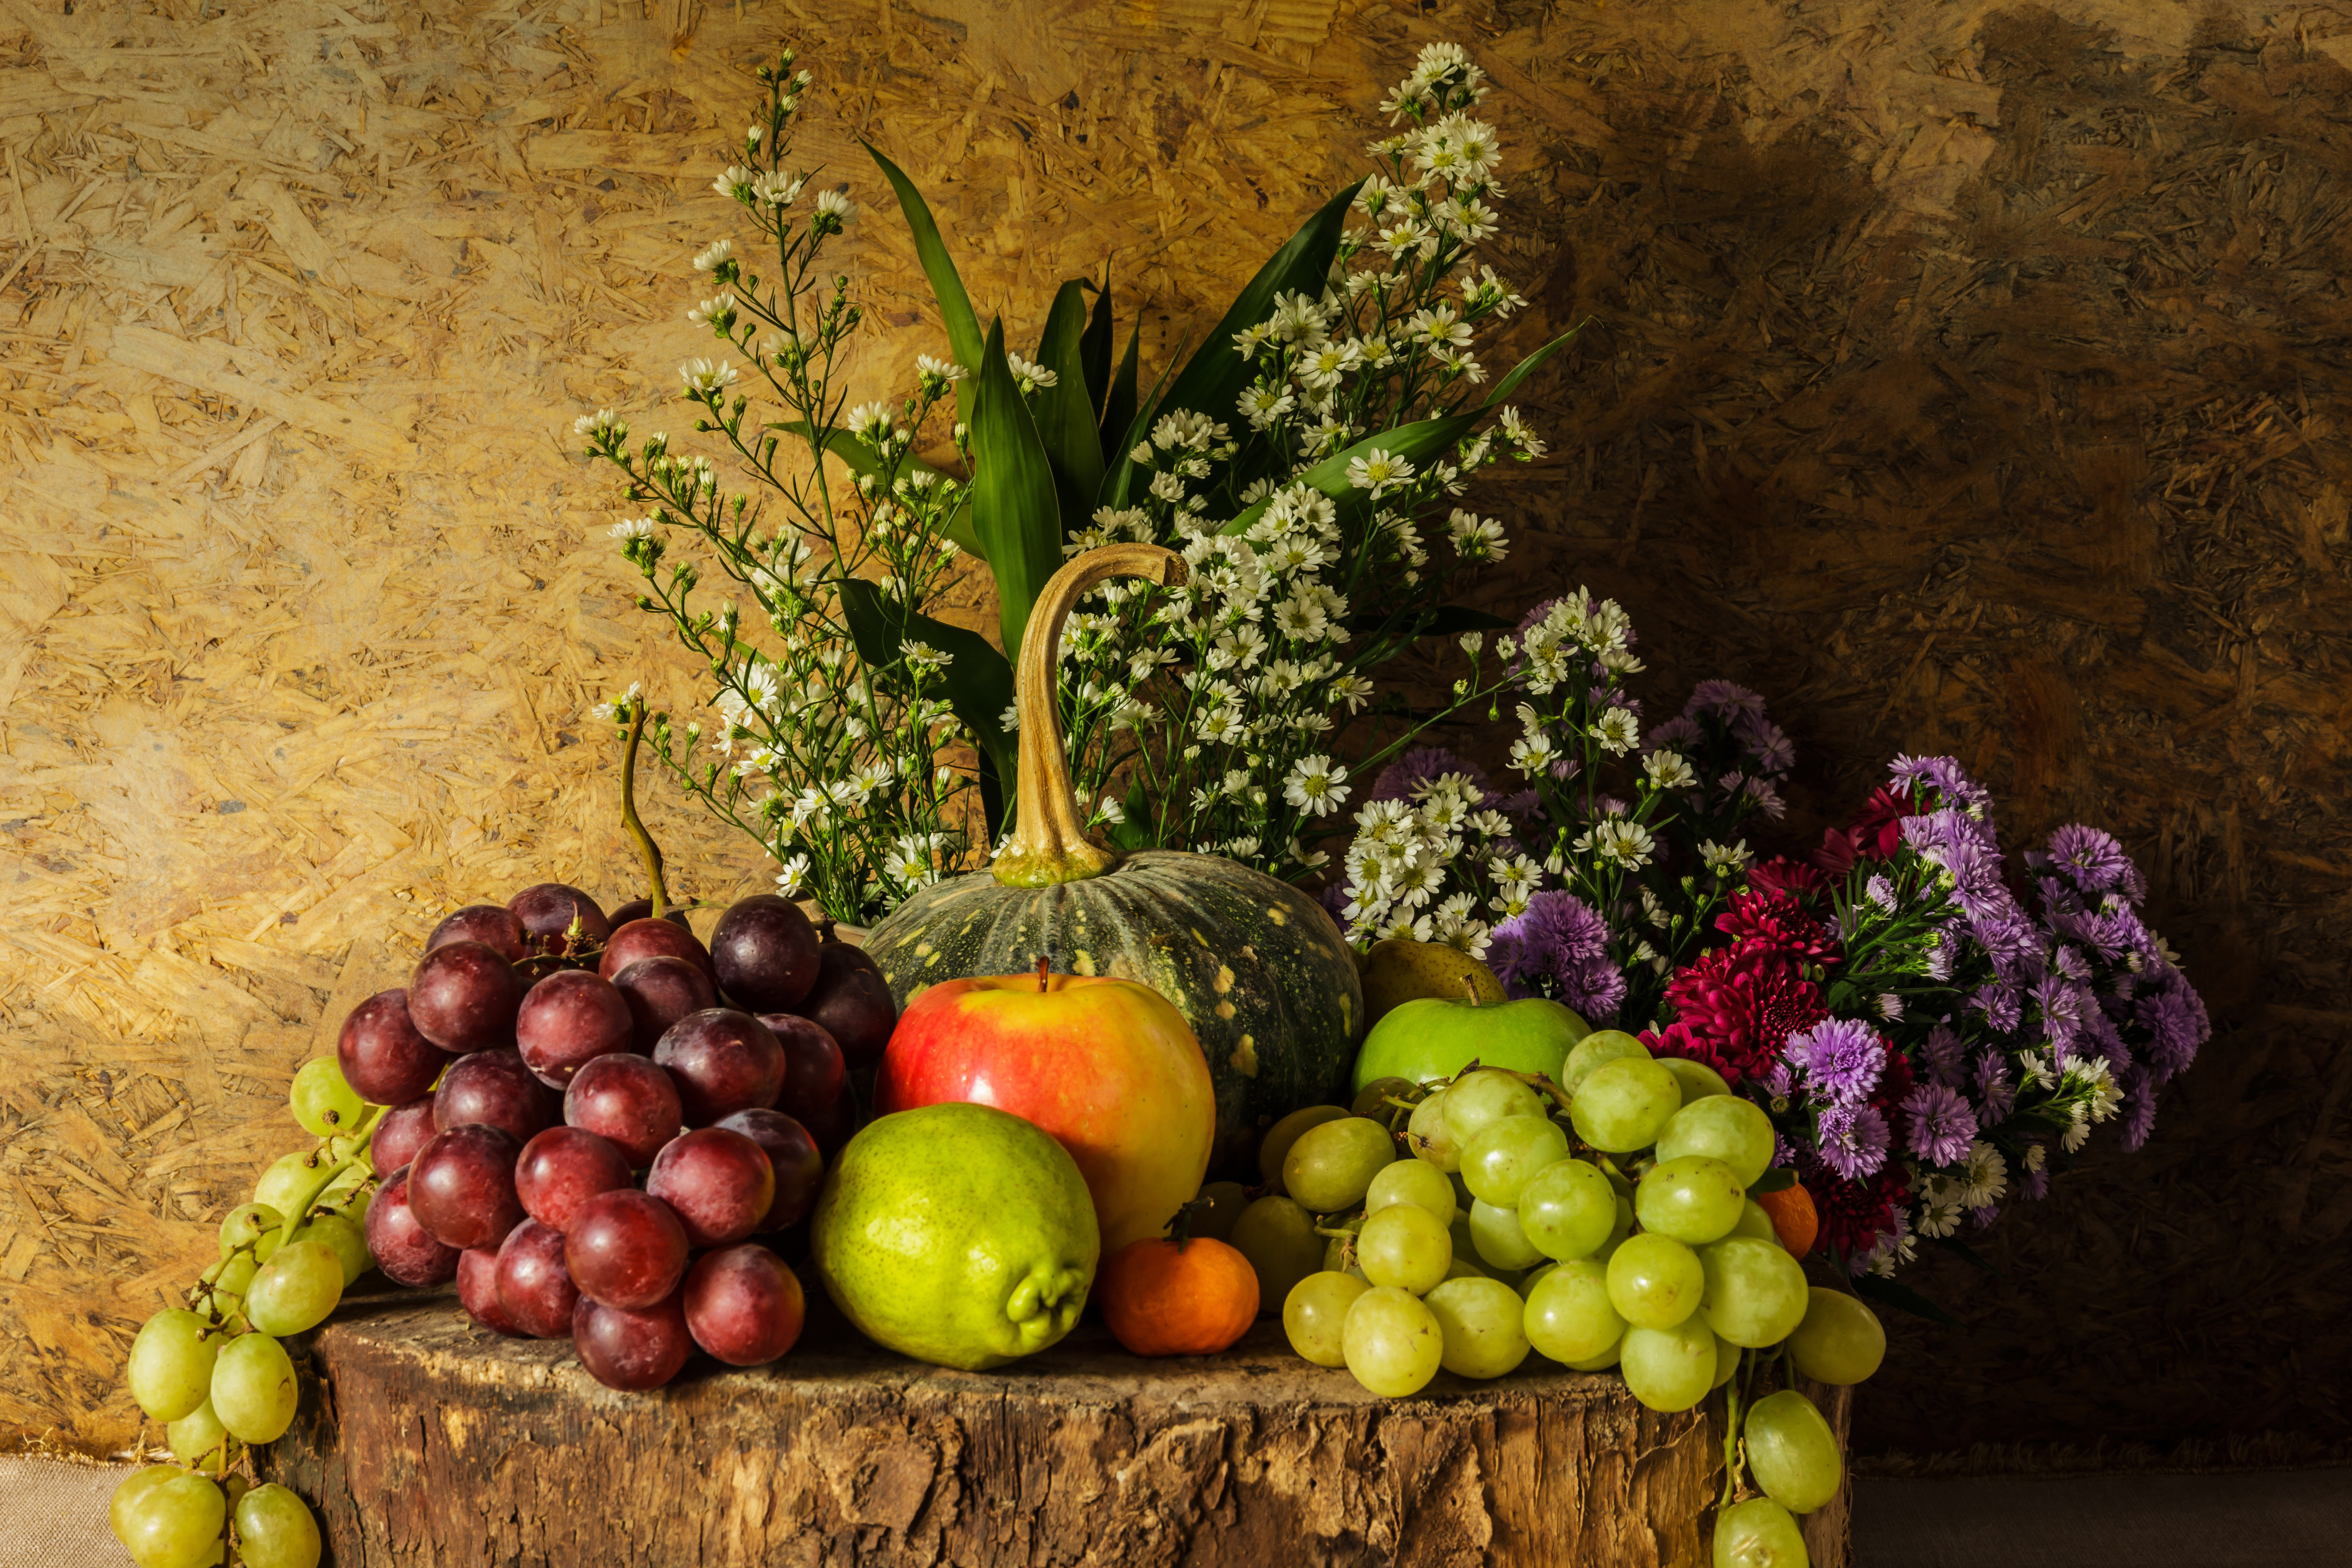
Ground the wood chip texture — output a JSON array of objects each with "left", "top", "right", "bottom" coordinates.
[{"left": 0, "top": 0, "right": 2344, "bottom": 1470}]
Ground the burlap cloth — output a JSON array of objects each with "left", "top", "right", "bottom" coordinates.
[{"left": 1, "top": 1456, "right": 131, "bottom": 1566}]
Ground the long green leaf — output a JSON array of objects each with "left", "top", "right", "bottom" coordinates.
[
  {"left": 775, "top": 421, "right": 980, "bottom": 558},
  {"left": 1481, "top": 320, "right": 1584, "bottom": 408},
  {"left": 1098, "top": 180, "right": 1362, "bottom": 505},
  {"left": 1097, "top": 334, "right": 1186, "bottom": 509},
  {"left": 862, "top": 141, "right": 984, "bottom": 423},
  {"left": 1032, "top": 280, "right": 1104, "bottom": 521},
  {"left": 1217, "top": 413, "right": 1480, "bottom": 537},
  {"left": 1099, "top": 316, "right": 1141, "bottom": 470},
  {"left": 1078, "top": 271, "right": 1115, "bottom": 419},
  {"left": 969, "top": 318, "right": 1067, "bottom": 661},
  {"left": 836, "top": 578, "right": 1014, "bottom": 837}
]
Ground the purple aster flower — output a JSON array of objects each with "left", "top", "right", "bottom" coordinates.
[
  {"left": 2082, "top": 903, "right": 2151, "bottom": 965},
  {"left": 1369, "top": 746, "right": 1490, "bottom": 806},
  {"left": 1973, "top": 1050, "right": 2016, "bottom": 1123},
  {"left": 1686, "top": 680, "right": 1768, "bottom": 721},
  {"left": 1743, "top": 775, "right": 1788, "bottom": 820},
  {"left": 1737, "top": 715, "right": 1795, "bottom": 774},
  {"left": 1758, "top": 1061, "right": 1796, "bottom": 1099},
  {"left": 2138, "top": 972, "right": 2209, "bottom": 1083},
  {"left": 2021, "top": 1159, "right": 2050, "bottom": 1201},
  {"left": 1815, "top": 1102, "right": 1890, "bottom": 1180},
  {"left": 1864, "top": 874, "right": 1896, "bottom": 911},
  {"left": 1773, "top": 1132, "right": 1799, "bottom": 1169},
  {"left": 2033, "top": 975, "right": 2092, "bottom": 1046},
  {"left": 1784, "top": 1018, "right": 1885, "bottom": 1107},
  {"left": 2122, "top": 1067, "right": 2159, "bottom": 1151},
  {"left": 2051, "top": 944, "right": 2091, "bottom": 982},
  {"left": 1496, "top": 789, "right": 1543, "bottom": 820},
  {"left": 1646, "top": 715, "right": 1702, "bottom": 752},
  {"left": 1486, "top": 890, "right": 1627, "bottom": 1023},
  {"left": 1968, "top": 913, "right": 2042, "bottom": 984},
  {"left": 2039, "top": 823, "right": 2133, "bottom": 896},
  {"left": 1968, "top": 1204, "right": 2000, "bottom": 1230},
  {"left": 1920, "top": 1024, "right": 1967, "bottom": 1087},
  {"left": 1970, "top": 981, "right": 2024, "bottom": 1033},
  {"left": 1890, "top": 754, "right": 1994, "bottom": 814},
  {"left": 1904, "top": 1083, "right": 1978, "bottom": 1166}
]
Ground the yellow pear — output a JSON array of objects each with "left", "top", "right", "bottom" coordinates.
[{"left": 1359, "top": 938, "right": 1505, "bottom": 1028}]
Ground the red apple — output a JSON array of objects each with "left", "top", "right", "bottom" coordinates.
[{"left": 877, "top": 970, "right": 1215, "bottom": 1252}]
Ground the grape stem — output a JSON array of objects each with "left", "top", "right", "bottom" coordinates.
[
  {"left": 619, "top": 693, "right": 672, "bottom": 918},
  {"left": 268, "top": 1105, "right": 385, "bottom": 1259}
]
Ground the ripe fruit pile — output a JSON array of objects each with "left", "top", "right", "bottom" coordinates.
[
  {"left": 112, "top": 882, "right": 896, "bottom": 1568},
  {"left": 1229, "top": 1032, "right": 1885, "bottom": 1568}
]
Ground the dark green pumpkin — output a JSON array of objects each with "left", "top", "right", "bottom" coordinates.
[
  {"left": 866, "top": 849, "right": 1362, "bottom": 1154},
  {"left": 863, "top": 542, "right": 1366, "bottom": 1163}
]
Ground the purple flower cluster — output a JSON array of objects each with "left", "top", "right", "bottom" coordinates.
[
  {"left": 1643, "top": 680, "right": 1794, "bottom": 839},
  {"left": 1486, "top": 889, "right": 1628, "bottom": 1023}
]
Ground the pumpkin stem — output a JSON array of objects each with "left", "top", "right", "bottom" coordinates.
[{"left": 989, "top": 543, "right": 1190, "bottom": 887}]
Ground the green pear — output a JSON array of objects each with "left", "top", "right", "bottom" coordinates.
[{"left": 1359, "top": 938, "right": 1505, "bottom": 1028}]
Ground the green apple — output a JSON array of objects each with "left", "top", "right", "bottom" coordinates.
[{"left": 1349, "top": 993, "right": 1589, "bottom": 1093}]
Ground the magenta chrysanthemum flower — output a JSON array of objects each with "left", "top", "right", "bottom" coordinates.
[
  {"left": 1661, "top": 947, "right": 1828, "bottom": 1085},
  {"left": 1715, "top": 888, "right": 1841, "bottom": 964}
]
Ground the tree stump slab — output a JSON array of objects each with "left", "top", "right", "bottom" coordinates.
[{"left": 264, "top": 1287, "right": 1850, "bottom": 1568}]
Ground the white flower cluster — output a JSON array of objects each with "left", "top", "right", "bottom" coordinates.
[{"left": 1337, "top": 771, "right": 1533, "bottom": 954}]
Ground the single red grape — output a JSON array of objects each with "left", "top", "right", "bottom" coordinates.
[
  {"left": 564, "top": 1189, "right": 689, "bottom": 1309},
  {"left": 796, "top": 943, "right": 897, "bottom": 1068},
  {"left": 646, "top": 1127, "right": 775, "bottom": 1248},
  {"left": 682, "top": 1245, "right": 805, "bottom": 1367},
  {"left": 365, "top": 1166, "right": 461, "bottom": 1288},
  {"left": 564, "top": 1053, "right": 682, "bottom": 1169},
  {"left": 611, "top": 955, "right": 716, "bottom": 1054},
  {"left": 336, "top": 989, "right": 444, "bottom": 1105},
  {"left": 427, "top": 905, "right": 527, "bottom": 963},
  {"left": 753, "top": 1014, "right": 845, "bottom": 1127},
  {"left": 509, "top": 883, "right": 611, "bottom": 958},
  {"left": 653, "top": 1009, "right": 784, "bottom": 1127},
  {"left": 572, "top": 1289, "right": 691, "bottom": 1391},
  {"left": 407, "top": 1124, "right": 524, "bottom": 1251},
  {"left": 713, "top": 1108, "right": 824, "bottom": 1233},
  {"left": 457, "top": 1245, "right": 524, "bottom": 1335},
  {"left": 494, "top": 1219, "right": 579, "bottom": 1339},
  {"left": 599, "top": 918, "right": 715, "bottom": 986},
  {"left": 608, "top": 898, "right": 693, "bottom": 931},
  {"left": 408, "top": 940, "right": 522, "bottom": 1054},
  {"left": 514, "top": 1126, "right": 632, "bottom": 1232},
  {"left": 797, "top": 1081, "right": 861, "bottom": 1162},
  {"left": 434, "top": 1048, "right": 559, "bottom": 1144},
  {"left": 515, "top": 968, "right": 632, "bottom": 1088},
  {"left": 710, "top": 895, "right": 820, "bottom": 1012},
  {"left": 371, "top": 1098, "right": 439, "bottom": 1179}
]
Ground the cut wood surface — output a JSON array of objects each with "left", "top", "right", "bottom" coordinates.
[{"left": 261, "top": 1286, "right": 1852, "bottom": 1568}]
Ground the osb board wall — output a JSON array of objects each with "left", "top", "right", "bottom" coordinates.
[{"left": 0, "top": 0, "right": 2347, "bottom": 1456}]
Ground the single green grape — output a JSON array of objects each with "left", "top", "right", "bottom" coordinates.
[
  {"left": 1745, "top": 1389, "right": 1842, "bottom": 1514},
  {"left": 291, "top": 1214, "right": 372, "bottom": 1288},
  {"left": 1606, "top": 1233, "right": 1704, "bottom": 1329},
  {"left": 1619, "top": 1317, "right": 1718, "bottom": 1412},
  {"left": 1351, "top": 1075, "right": 1416, "bottom": 1118},
  {"left": 1564, "top": 1336, "right": 1624, "bottom": 1371},
  {"left": 1787, "top": 1287, "right": 1886, "bottom": 1384},
  {"left": 1712, "top": 1495, "right": 1811, "bottom": 1568},
  {"left": 1523, "top": 1257, "right": 1625, "bottom": 1363},
  {"left": 110, "top": 1465, "right": 180, "bottom": 1545},
  {"left": 1713, "top": 1334, "right": 1740, "bottom": 1389},
  {"left": 1282, "top": 1117, "right": 1397, "bottom": 1213},
  {"left": 1357, "top": 1202, "right": 1452, "bottom": 1295},
  {"left": 1440, "top": 1069, "right": 1545, "bottom": 1147},
  {"left": 1568, "top": 1058, "right": 1683, "bottom": 1153},
  {"left": 128, "top": 1310, "right": 220, "bottom": 1424},
  {"left": 166, "top": 1399, "right": 240, "bottom": 1474},
  {"left": 1230, "top": 1196, "right": 1328, "bottom": 1314},
  {"left": 117, "top": 1467, "right": 227, "bottom": 1568},
  {"left": 1341, "top": 1285, "right": 1444, "bottom": 1397},
  {"left": 217, "top": 1203, "right": 285, "bottom": 1263},
  {"left": 1406, "top": 1089, "right": 1463, "bottom": 1171},
  {"left": 1366, "top": 1156, "right": 1458, "bottom": 1226},
  {"left": 1559, "top": 1030, "right": 1650, "bottom": 1097},
  {"left": 1467, "top": 1199, "right": 1544, "bottom": 1271},
  {"left": 210, "top": 1332, "right": 299, "bottom": 1445},
  {"left": 1283, "top": 1271, "right": 1372, "bottom": 1367},
  {"left": 1518, "top": 1158, "right": 1618, "bottom": 1260},
  {"left": 1635, "top": 1155, "right": 1749, "bottom": 1245},
  {"left": 246, "top": 1240, "right": 346, "bottom": 1337},
  {"left": 234, "top": 1482, "right": 324, "bottom": 1568},
  {"left": 289, "top": 1056, "right": 367, "bottom": 1137},
  {"left": 1698, "top": 1236, "right": 1810, "bottom": 1348},
  {"left": 1729, "top": 1200, "right": 1779, "bottom": 1244},
  {"left": 1655, "top": 1095, "right": 1777, "bottom": 1186},
  {"left": 1259, "top": 1104, "right": 1350, "bottom": 1190},
  {"left": 1656, "top": 1055, "right": 1730, "bottom": 1106},
  {"left": 1460, "top": 1115, "right": 1571, "bottom": 1208},
  {"left": 1422, "top": 1275, "right": 1529, "bottom": 1378},
  {"left": 251, "top": 1151, "right": 329, "bottom": 1225}
]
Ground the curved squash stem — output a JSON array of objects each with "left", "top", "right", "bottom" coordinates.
[
  {"left": 989, "top": 543, "right": 1189, "bottom": 888},
  {"left": 621, "top": 696, "right": 671, "bottom": 917}
]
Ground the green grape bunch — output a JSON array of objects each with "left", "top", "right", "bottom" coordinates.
[
  {"left": 1250, "top": 1034, "right": 1889, "bottom": 1568},
  {"left": 113, "top": 1054, "right": 382, "bottom": 1568}
]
